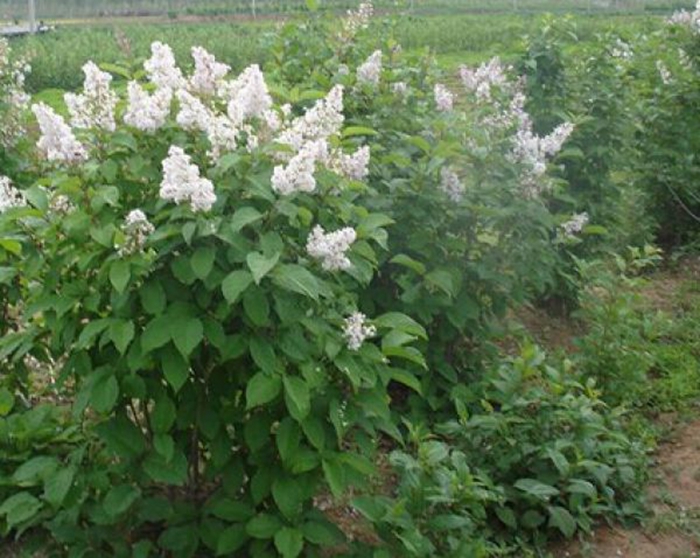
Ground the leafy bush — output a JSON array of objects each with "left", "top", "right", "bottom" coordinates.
[{"left": 351, "top": 345, "right": 648, "bottom": 556}]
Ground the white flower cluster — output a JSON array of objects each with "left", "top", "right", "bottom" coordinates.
[
  {"left": 459, "top": 57, "right": 510, "bottom": 102},
  {"left": 667, "top": 1, "right": 700, "bottom": 33},
  {"left": 434, "top": 83, "right": 454, "bottom": 112},
  {"left": 65, "top": 61, "right": 118, "bottom": 131},
  {"left": 160, "top": 146, "right": 216, "bottom": 212},
  {"left": 440, "top": 167, "right": 464, "bottom": 202},
  {"left": 0, "top": 176, "right": 25, "bottom": 213},
  {"left": 511, "top": 119, "right": 574, "bottom": 196},
  {"left": 49, "top": 194, "right": 75, "bottom": 216},
  {"left": 306, "top": 225, "right": 357, "bottom": 271},
  {"left": 331, "top": 146, "right": 371, "bottom": 181},
  {"left": 119, "top": 209, "right": 155, "bottom": 256},
  {"left": 560, "top": 212, "right": 589, "bottom": 239},
  {"left": 277, "top": 85, "right": 344, "bottom": 151},
  {"left": 357, "top": 50, "right": 383, "bottom": 87},
  {"left": 221, "top": 64, "right": 273, "bottom": 126},
  {"left": 32, "top": 103, "right": 88, "bottom": 164},
  {"left": 610, "top": 38, "right": 633, "bottom": 61},
  {"left": 342, "top": 1, "right": 374, "bottom": 40},
  {"left": 392, "top": 81, "right": 408, "bottom": 97},
  {"left": 272, "top": 140, "right": 328, "bottom": 195},
  {"left": 144, "top": 41, "right": 186, "bottom": 91},
  {"left": 189, "top": 46, "right": 230, "bottom": 96},
  {"left": 0, "top": 38, "right": 30, "bottom": 148},
  {"left": 343, "top": 312, "right": 376, "bottom": 351},
  {"left": 124, "top": 82, "right": 173, "bottom": 133},
  {"left": 656, "top": 60, "right": 672, "bottom": 85}
]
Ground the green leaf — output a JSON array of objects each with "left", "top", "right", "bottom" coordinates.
[
  {"left": 301, "top": 520, "right": 344, "bottom": 546},
  {"left": 246, "top": 372, "right": 281, "bottom": 409},
  {"left": 153, "top": 433, "right": 175, "bottom": 462},
  {"left": 92, "top": 371, "right": 119, "bottom": 413},
  {"left": 276, "top": 418, "right": 301, "bottom": 464},
  {"left": 283, "top": 376, "right": 310, "bottom": 421},
  {"left": 305, "top": 0, "right": 319, "bottom": 12},
  {"left": 390, "top": 254, "right": 426, "bottom": 275},
  {"left": 169, "top": 316, "right": 203, "bottom": 358},
  {"left": 222, "top": 270, "right": 254, "bottom": 304},
  {"left": 425, "top": 269, "right": 455, "bottom": 297},
  {"left": 548, "top": 506, "right": 577, "bottom": 538},
  {"left": 143, "top": 450, "right": 188, "bottom": 486},
  {"left": 162, "top": 348, "right": 190, "bottom": 393},
  {"left": 247, "top": 251, "right": 280, "bottom": 285},
  {"left": 191, "top": 246, "right": 216, "bottom": 280},
  {"left": 230, "top": 207, "right": 263, "bottom": 232},
  {"left": 246, "top": 513, "right": 282, "bottom": 539},
  {"left": 140, "top": 282, "right": 166, "bottom": 315},
  {"left": 13, "top": 456, "right": 58, "bottom": 486},
  {"left": 141, "top": 315, "right": 172, "bottom": 353},
  {"left": 103, "top": 485, "right": 142, "bottom": 517},
  {"left": 96, "top": 415, "right": 146, "bottom": 458},
  {"left": 322, "top": 459, "right": 344, "bottom": 498},
  {"left": 271, "top": 264, "right": 320, "bottom": 301},
  {"left": 249, "top": 337, "right": 281, "bottom": 374},
  {"left": 152, "top": 395, "right": 176, "bottom": 433},
  {"left": 0, "top": 387, "right": 14, "bottom": 416},
  {"left": 0, "top": 492, "right": 42, "bottom": 528},
  {"left": 109, "top": 260, "right": 131, "bottom": 293},
  {"left": 243, "top": 288, "right": 270, "bottom": 326},
  {"left": 110, "top": 319, "right": 135, "bottom": 355},
  {"left": 274, "top": 527, "right": 304, "bottom": 558},
  {"left": 342, "top": 126, "right": 377, "bottom": 138},
  {"left": 216, "top": 524, "right": 247, "bottom": 555},
  {"left": 373, "top": 312, "right": 427, "bottom": 339},
  {"left": 0, "top": 267, "right": 17, "bottom": 284},
  {"left": 272, "top": 476, "right": 304, "bottom": 519},
  {"left": 514, "top": 479, "right": 560, "bottom": 501},
  {"left": 44, "top": 467, "right": 75, "bottom": 508}
]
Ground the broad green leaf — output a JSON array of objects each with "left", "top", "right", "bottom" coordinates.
[
  {"left": 161, "top": 348, "right": 190, "bottom": 393},
  {"left": 272, "top": 476, "right": 304, "bottom": 519},
  {"left": 0, "top": 387, "right": 14, "bottom": 416},
  {"left": 342, "top": 126, "right": 377, "bottom": 138},
  {"left": 246, "top": 372, "right": 281, "bottom": 409},
  {"left": 548, "top": 506, "right": 577, "bottom": 538},
  {"left": 92, "top": 372, "right": 119, "bottom": 413},
  {"left": 152, "top": 395, "right": 176, "bottom": 433},
  {"left": 246, "top": 513, "right": 282, "bottom": 539},
  {"left": 140, "top": 281, "right": 166, "bottom": 315},
  {"left": 243, "top": 288, "right": 270, "bottom": 326},
  {"left": 110, "top": 319, "right": 135, "bottom": 355},
  {"left": 153, "top": 433, "right": 175, "bottom": 462},
  {"left": 230, "top": 207, "right": 263, "bottom": 232},
  {"left": 322, "top": 459, "right": 344, "bottom": 498},
  {"left": 44, "top": 467, "right": 75, "bottom": 508},
  {"left": 247, "top": 251, "right": 280, "bottom": 285},
  {"left": 222, "top": 270, "right": 253, "bottom": 304},
  {"left": 276, "top": 418, "right": 301, "bottom": 464},
  {"left": 143, "top": 450, "right": 188, "bottom": 486},
  {"left": 169, "top": 316, "right": 203, "bottom": 358},
  {"left": 301, "top": 520, "right": 344, "bottom": 546},
  {"left": 514, "top": 479, "right": 560, "bottom": 501},
  {"left": 373, "top": 312, "right": 427, "bottom": 339},
  {"left": 271, "top": 264, "right": 320, "bottom": 301},
  {"left": 216, "top": 524, "right": 247, "bottom": 555},
  {"left": 390, "top": 254, "right": 426, "bottom": 275},
  {"left": 103, "top": 484, "right": 141, "bottom": 517},
  {"left": 191, "top": 246, "right": 216, "bottom": 280},
  {"left": 305, "top": 0, "right": 319, "bottom": 12},
  {"left": 13, "top": 456, "right": 58, "bottom": 486},
  {"left": 109, "top": 260, "right": 130, "bottom": 293},
  {"left": 274, "top": 527, "right": 304, "bottom": 558},
  {"left": 283, "top": 376, "right": 310, "bottom": 421},
  {"left": 141, "top": 315, "right": 172, "bottom": 353},
  {"left": 0, "top": 492, "right": 42, "bottom": 528}
]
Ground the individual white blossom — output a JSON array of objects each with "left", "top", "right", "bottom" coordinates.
[
  {"left": 220, "top": 64, "right": 273, "bottom": 126},
  {"left": 392, "top": 81, "right": 408, "bottom": 96},
  {"left": 0, "top": 176, "right": 25, "bottom": 212},
  {"left": 460, "top": 57, "right": 509, "bottom": 102},
  {"left": 189, "top": 46, "right": 230, "bottom": 96},
  {"left": 434, "top": 83, "right": 454, "bottom": 112},
  {"left": 306, "top": 224, "right": 356, "bottom": 271},
  {"left": 560, "top": 212, "right": 589, "bottom": 239},
  {"left": 656, "top": 60, "right": 672, "bottom": 85},
  {"left": 32, "top": 103, "right": 88, "bottom": 164},
  {"left": 440, "top": 167, "right": 464, "bottom": 202},
  {"left": 119, "top": 209, "right": 155, "bottom": 256},
  {"left": 160, "top": 146, "right": 216, "bottom": 212},
  {"left": 144, "top": 41, "right": 186, "bottom": 91},
  {"left": 272, "top": 140, "right": 328, "bottom": 195},
  {"left": 64, "top": 61, "right": 117, "bottom": 131},
  {"left": 342, "top": 312, "right": 376, "bottom": 351},
  {"left": 124, "top": 82, "right": 173, "bottom": 133},
  {"left": 331, "top": 146, "right": 370, "bottom": 181},
  {"left": 357, "top": 50, "right": 383, "bottom": 87}
]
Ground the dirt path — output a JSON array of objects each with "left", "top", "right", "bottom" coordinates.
[{"left": 557, "top": 417, "right": 700, "bottom": 558}]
